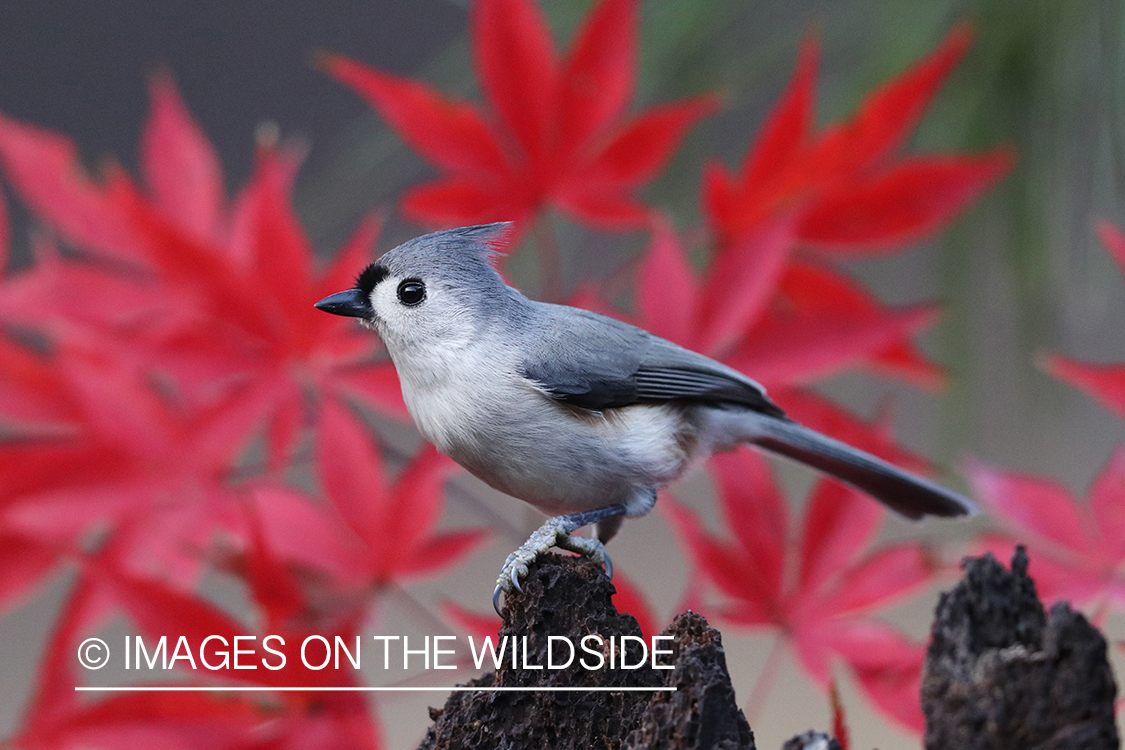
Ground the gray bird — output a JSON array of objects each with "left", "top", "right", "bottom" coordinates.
[{"left": 314, "top": 222, "right": 976, "bottom": 614}]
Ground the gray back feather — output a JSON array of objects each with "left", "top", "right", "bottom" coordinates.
[{"left": 518, "top": 303, "right": 786, "bottom": 417}]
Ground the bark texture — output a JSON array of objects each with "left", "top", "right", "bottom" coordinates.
[
  {"left": 417, "top": 554, "right": 756, "bottom": 750},
  {"left": 418, "top": 548, "right": 1120, "bottom": 750},
  {"left": 922, "top": 548, "right": 1120, "bottom": 750}
]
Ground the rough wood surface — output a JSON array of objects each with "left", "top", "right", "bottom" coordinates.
[
  {"left": 416, "top": 548, "right": 1118, "bottom": 750},
  {"left": 417, "top": 555, "right": 756, "bottom": 750},
  {"left": 922, "top": 548, "right": 1120, "bottom": 750}
]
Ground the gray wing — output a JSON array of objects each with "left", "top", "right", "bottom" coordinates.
[{"left": 518, "top": 305, "right": 786, "bottom": 419}]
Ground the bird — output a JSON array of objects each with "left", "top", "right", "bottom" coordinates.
[{"left": 314, "top": 222, "right": 976, "bottom": 614}]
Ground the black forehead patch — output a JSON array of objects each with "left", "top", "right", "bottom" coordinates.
[{"left": 355, "top": 264, "right": 389, "bottom": 297}]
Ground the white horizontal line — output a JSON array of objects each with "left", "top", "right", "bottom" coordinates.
[{"left": 76, "top": 686, "right": 675, "bottom": 693}]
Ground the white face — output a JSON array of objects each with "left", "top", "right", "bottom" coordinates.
[{"left": 366, "top": 273, "right": 479, "bottom": 357}]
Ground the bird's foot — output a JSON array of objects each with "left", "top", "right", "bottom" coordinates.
[
  {"left": 556, "top": 532, "right": 613, "bottom": 580},
  {"left": 492, "top": 506, "right": 624, "bottom": 616}
]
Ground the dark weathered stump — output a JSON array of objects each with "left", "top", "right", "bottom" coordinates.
[
  {"left": 418, "top": 554, "right": 756, "bottom": 750},
  {"left": 922, "top": 548, "right": 1119, "bottom": 750},
  {"left": 621, "top": 611, "right": 756, "bottom": 750}
]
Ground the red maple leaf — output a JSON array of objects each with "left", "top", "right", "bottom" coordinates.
[
  {"left": 1040, "top": 220, "right": 1125, "bottom": 418},
  {"left": 0, "top": 74, "right": 479, "bottom": 750},
  {"left": 251, "top": 399, "right": 488, "bottom": 598},
  {"left": 666, "top": 448, "right": 934, "bottom": 732},
  {"left": 0, "top": 342, "right": 268, "bottom": 600},
  {"left": 322, "top": 0, "right": 716, "bottom": 231},
  {"left": 0, "top": 335, "right": 105, "bottom": 613},
  {"left": 17, "top": 524, "right": 383, "bottom": 750},
  {"left": 968, "top": 448, "right": 1125, "bottom": 616},
  {"left": 704, "top": 25, "right": 1012, "bottom": 255},
  {"left": 610, "top": 27, "right": 1016, "bottom": 476},
  {"left": 826, "top": 621, "right": 928, "bottom": 735},
  {"left": 0, "top": 76, "right": 407, "bottom": 472},
  {"left": 0, "top": 271, "right": 292, "bottom": 616},
  {"left": 613, "top": 217, "right": 941, "bottom": 475},
  {"left": 635, "top": 216, "right": 944, "bottom": 391}
]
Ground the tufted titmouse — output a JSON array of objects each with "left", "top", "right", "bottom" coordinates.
[{"left": 315, "top": 223, "right": 976, "bottom": 614}]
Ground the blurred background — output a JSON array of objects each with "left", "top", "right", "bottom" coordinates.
[{"left": 1, "top": 0, "right": 1123, "bottom": 747}]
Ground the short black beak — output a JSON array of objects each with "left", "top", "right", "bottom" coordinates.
[{"left": 314, "top": 289, "right": 372, "bottom": 318}]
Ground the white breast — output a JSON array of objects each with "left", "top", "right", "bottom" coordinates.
[
  {"left": 392, "top": 340, "right": 500, "bottom": 454},
  {"left": 402, "top": 364, "right": 692, "bottom": 512}
]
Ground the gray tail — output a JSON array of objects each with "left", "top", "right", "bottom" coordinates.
[{"left": 749, "top": 418, "right": 977, "bottom": 519}]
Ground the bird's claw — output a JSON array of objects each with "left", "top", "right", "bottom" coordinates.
[
  {"left": 492, "top": 562, "right": 531, "bottom": 616},
  {"left": 493, "top": 515, "right": 616, "bottom": 615},
  {"left": 555, "top": 531, "right": 610, "bottom": 575}
]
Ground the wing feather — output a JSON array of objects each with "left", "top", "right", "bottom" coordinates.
[{"left": 519, "top": 305, "right": 785, "bottom": 418}]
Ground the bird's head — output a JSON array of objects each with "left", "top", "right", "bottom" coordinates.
[{"left": 314, "top": 222, "right": 514, "bottom": 354}]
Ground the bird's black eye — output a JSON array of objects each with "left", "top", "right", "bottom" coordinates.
[{"left": 396, "top": 279, "right": 426, "bottom": 306}]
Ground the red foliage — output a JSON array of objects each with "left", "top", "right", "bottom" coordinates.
[
  {"left": 253, "top": 400, "right": 488, "bottom": 596},
  {"left": 0, "top": 81, "right": 409, "bottom": 467},
  {"left": 0, "top": 77, "right": 482, "bottom": 750},
  {"left": 18, "top": 531, "right": 382, "bottom": 750},
  {"left": 610, "top": 25, "right": 1015, "bottom": 464},
  {"left": 634, "top": 217, "right": 944, "bottom": 392},
  {"left": 0, "top": 341, "right": 263, "bottom": 602},
  {"left": 666, "top": 449, "right": 933, "bottom": 732},
  {"left": 620, "top": 219, "right": 939, "bottom": 487},
  {"left": 974, "top": 221, "right": 1125, "bottom": 619},
  {"left": 969, "top": 449, "right": 1125, "bottom": 615},
  {"left": 322, "top": 0, "right": 717, "bottom": 231},
  {"left": 704, "top": 26, "right": 1012, "bottom": 255}
]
